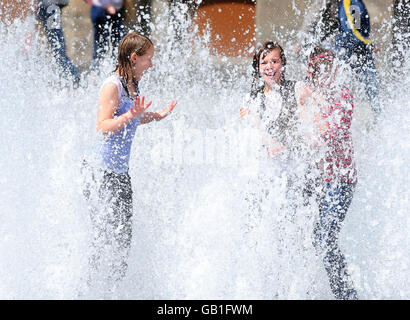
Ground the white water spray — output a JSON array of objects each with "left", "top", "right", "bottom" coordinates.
[{"left": 0, "top": 4, "right": 408, "bottom": 299}]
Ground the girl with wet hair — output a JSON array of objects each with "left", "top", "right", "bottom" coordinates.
[
  {"left": 241, "top": 41, "right": 300, "bottom": 154},
  {"left": 250, "top": 41, "right": 287, "bottom": 98},
  {"left": 84, "top": 32, "right": 177, "bottom": 292},
  {"left": 297, "top": 45, "right": 359, "bottom": 300},
  {"left": 239, "top": 42, "right": 306, "bottom": 249}
]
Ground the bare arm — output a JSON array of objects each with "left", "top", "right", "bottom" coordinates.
[
  {"left": 240, "top": 102, "right": 284, "bottom": 156},
  {"left": 97, "top": 83, "right": 151, "bottom": 134},
  {"left": 264, "top": 133, "right": 286, "bottom": 157},
  {"left": 241, "top": 108, "right": 285, "bottom": 156},
  {"left": 139, "top": 100, "right": 177, "bottom": 124},
  {"left": 239, "top": 107, "right": 262, "bottom": 128},
  {"left": 297, "top": 84, "right": 313, "bottom": 124}
]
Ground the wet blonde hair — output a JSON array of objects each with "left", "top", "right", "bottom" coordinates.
[{"left": 115, "top": 32, "right": 153, "bottom": 95}]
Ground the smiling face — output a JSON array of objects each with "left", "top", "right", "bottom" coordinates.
[
  {"left": 131, "top": 45, "right": 154, "bottom": 81},
  {"left": 259, "top": 48, "right": 282, "bottom": 87}
]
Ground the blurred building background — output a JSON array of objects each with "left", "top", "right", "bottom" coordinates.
[{"left": 0, "top": 0, "right": 401, "bottom": 69}]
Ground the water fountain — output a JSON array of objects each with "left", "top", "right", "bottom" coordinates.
[{"left": 0, "top": 0, "right": 408, "bottom": 299}]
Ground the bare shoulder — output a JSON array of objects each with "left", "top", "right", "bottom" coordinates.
[
  {"left": 97, "top": 81, "right": 120, "bottom": 116},
  {"left": 99, "top": 81, "right": 119, "bottom": 100}
]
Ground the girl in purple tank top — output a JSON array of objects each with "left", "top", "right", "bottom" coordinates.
[{"left": 85, "top": 32, "right": 177, "bottom": 293}]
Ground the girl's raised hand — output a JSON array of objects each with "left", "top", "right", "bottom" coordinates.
[
  {"left": 129, "top": 96, "right": 152, "bottom": 119},
  {"left": 299, "top": 85, "right": 312, "bottom": 106},
  {"left": 159, "top": 100, "right": 177, "bottom": 118},
  {"left": 165, "top": 100, "right": 177, "bottom": 114},
  {"left": 239, "top": 107, "right": 250, "bottom": 118}
]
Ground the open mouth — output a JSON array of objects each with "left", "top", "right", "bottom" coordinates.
[{"left": 263, "top": 69, "right": 276, "bottom": 78}]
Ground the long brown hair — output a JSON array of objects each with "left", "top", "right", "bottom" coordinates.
[{"left": 115, "top": 32, "right": 153, "bottom": 96}]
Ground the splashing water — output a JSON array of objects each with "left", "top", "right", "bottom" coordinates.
[{"left": 0, "top": 4, "right": 408, "bottom": 299}]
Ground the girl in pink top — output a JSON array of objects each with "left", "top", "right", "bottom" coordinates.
[{"left": 297, "top": 46, "right": 358, "bottom": 300}]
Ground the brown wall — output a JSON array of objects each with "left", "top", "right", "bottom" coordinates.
[
  {"left": 193, "top": 0, "right": 256, "bottom": 57},
  {"left": 0, "top": 0, "right": 33, "bottom": 24}
]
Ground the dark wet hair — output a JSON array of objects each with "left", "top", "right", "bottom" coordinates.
[
  {"left": 248, "top": 41, "right": 299, "bottom": 151},
  {"left": 114, "top": 32, "right": 153, "bottom": 96},
  {"left": 250, "top": 41, "right": 287, "bottom": 99}
]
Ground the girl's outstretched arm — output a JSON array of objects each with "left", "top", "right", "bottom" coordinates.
[
  {"left": 139, "top": 100, "right": 177, "bottom": 124},
  {"left": 264, "top": 133, "right": 286, "bottom": 157},
  {"left": 239, "top": 107, "right": 261, "bottom": 128}
]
